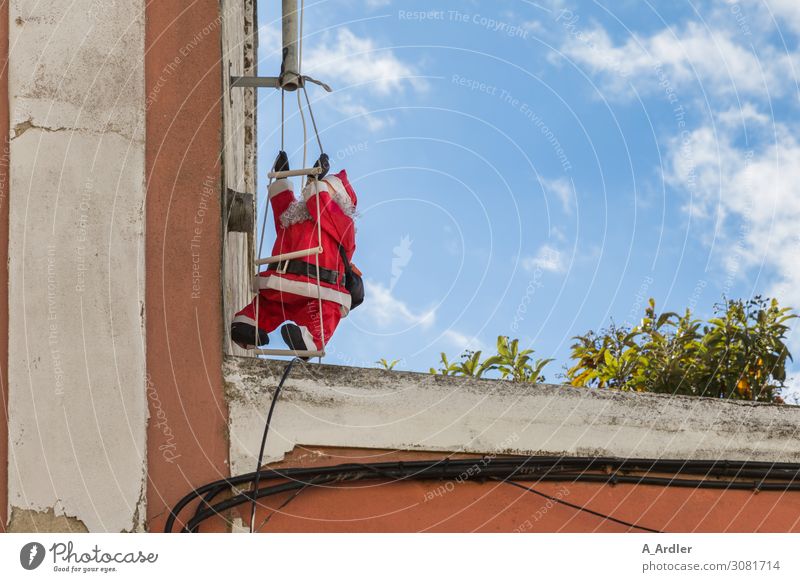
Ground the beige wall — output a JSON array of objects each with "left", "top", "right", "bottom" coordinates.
[
  {"left": 2, "top": 0, "right": 247, "bottom": 533},
  {"left": 0, "top": 0, "right": 9, "bottom": 533},
  {"left": 7, "top": 0, "right": 147, "bottom": 532}
]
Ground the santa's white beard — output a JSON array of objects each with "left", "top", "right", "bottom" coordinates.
[{"left": 279, "top": 186, "right": 357, "bottom": 228}]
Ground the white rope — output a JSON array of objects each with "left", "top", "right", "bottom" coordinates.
[
  {"left": 256, "top": 179, "right": 272, "bottom": 272},
  {"left": 297, "top": 89, "right": 308, "bottom": 172},
  {"left": 314, "top": 178, "right": 325, "bottom": 359},
  {"left": 298, "top": 0, "right": 324, "bottom": 361},
  {"left": 254, "top": 176, "right": 274, "bottom": 350},
  {"left": 250, "top": 0, "right": 326, "bottom": 361}
]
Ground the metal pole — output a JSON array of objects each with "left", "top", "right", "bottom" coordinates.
[{"left": 280, "top": 0, "right": 300, "bottom": 91}]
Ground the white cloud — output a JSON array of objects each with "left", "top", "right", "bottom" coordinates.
[
  {"left": 540, "top": 176, "right": 574, "bottom": 214},
  {"left": 259, "top": 24, "right": 418, "bottom": 94},
  {"left": 717, "top": 102, "right": 771, "bottom": 128},
  {"left": 767, "top": 0, "right": 800, "bottom": 33},
  {"left": 666, "top": 117, "right": 800, "bottom": 312},
  {"left": 441, "top": 330, "right": 485, "bottom": 352},
  {"left": 522, "top": 244, "right": 566, "bottom": 273},
  {"left": 558, "top": 20, "right": 797, "bottom": 100},
  {"left": 782, "top": 372, "right": 800, "bottom": 404},
  {"left": 333, "top": 95, "right": 395, "bottom": 131},
  {"left": 522, "top": 20, "right": 545, "bottom": 35},
  {"left": 304, "top": 28, "right": 426, "bottom": 96},
  {"left": 730, "top": 0, "right": 800, "bottom": 35},
  {"left": 257, "top": 24, "right": 282, "bottom": 58},
  {"left": 549, "top": 225, "right": 568, "bottom": 242},
  {"left": 360, "top": 279, "right": 435, "bottom": 329},
  {"left": 257, "top": 26, "right": 422, "bottom": 130}
]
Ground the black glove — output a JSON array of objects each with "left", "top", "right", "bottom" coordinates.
[
  {"left": 272, "top": 150, "right": 289, "bottom": 173},
  {"left": 311, "top": 153, "right": 329, "bottom": 180}
]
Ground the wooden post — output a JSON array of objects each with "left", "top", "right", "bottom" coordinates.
[{"left": 221, "top": 0, "right": 257, "bottom": 357}]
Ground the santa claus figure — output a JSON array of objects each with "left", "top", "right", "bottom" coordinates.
[{"left": 231, "top": 152, "right": 358, "bottom": 354}]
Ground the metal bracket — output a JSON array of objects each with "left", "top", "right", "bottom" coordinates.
[
  {"left": 230, "top": 75, "right": 281, "bottom": 88},
  {"left": 229, "top": 75, "right": 333, "bottom": 92},
  {"left": 225, "top": 188, "right": 255, "bottom": 233}
]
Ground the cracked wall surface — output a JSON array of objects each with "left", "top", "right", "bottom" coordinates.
[
  {"left": 7, "top": 1, "right": 147, "bottom": 532},
  {"left": 8, "top": 506, "right": 89, "bottom": 533},
  {"left": 225, "top": 357, "right": 800, "bottom": 476}
]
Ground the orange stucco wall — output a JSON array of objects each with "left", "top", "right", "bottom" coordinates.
[
  {"left": 237, "top": 447, "right": 800, "bottom": 533},
  {"left": 144, "top": 1, "right": 229, "bottom": 533},
  {"left": 0, "top": 0, "right": 8, "bottom": 534}
]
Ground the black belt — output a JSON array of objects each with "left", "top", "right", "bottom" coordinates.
[{"left": 268, "top": 259, "right": 343, "bottom": 286}]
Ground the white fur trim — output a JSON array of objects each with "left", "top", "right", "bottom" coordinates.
[
  {"left": 232, "top": 314, "right": 257, "bottom": 327},
  {"left": 279, "top": 182, "right": 357, "bottom": 227},
  {"left": 323, "top": 175, "right": 344, "bottom": 196},
  {"left": 301, "top": 179, "right": 329, "bottom": 202},
  {"left": 330, "top": 184, "right": 356, "bottom": 218},
  {"left": 322, "top": 177, "right": 357, "bottom": 218},
  {"left": 268, "top": 178, "right": 293, "bottom": 198},
  {"left": 279, "top": 200, "right": 311, "bottom": 227},
  {"left": 259, "top": 274, "right": 352, "bottom": 310}
]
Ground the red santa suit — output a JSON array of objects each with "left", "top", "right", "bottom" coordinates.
[{"left": 232, "top": 170, "right": 357, "bottom": 351}]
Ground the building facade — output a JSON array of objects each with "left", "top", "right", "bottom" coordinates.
[{"left": 1, "top": 1, "right": 799, "bottom": 533}]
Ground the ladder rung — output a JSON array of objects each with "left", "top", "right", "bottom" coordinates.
[
  {"left": 256, "top": 246, "right": 323, "bottom": 266},
  {"left": 252, "top": 348, "right": 325, "bottom": 358},
  {"left": 268, "top": 167, "right": 322, "bottom": 179}
]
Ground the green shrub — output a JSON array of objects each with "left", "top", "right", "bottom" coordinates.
[{"left": 567, "top": 296, "right": 795, "bottom": 402}]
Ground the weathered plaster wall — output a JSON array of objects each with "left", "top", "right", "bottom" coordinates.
[
  {"left": 225, "top": 357, "right": 800, "bottom": 476},
  {"left": 221, "top": 0, "right": 257, "bottom": 358},
  {"left": 0, "top": 0, "right": 9, "bottom": 533},
  {"left": 144, "top": 0, "right": 229, "bottom": 534},
  {"left": 7, "top": 1, "right": 147, "bottom": 532},
  {"left": 224, "top": 359, "right": 800, "bottom": 532}
]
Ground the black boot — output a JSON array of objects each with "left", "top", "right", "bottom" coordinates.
[
  {"left": 231, "top": 322, "right": 269, "bottom": 350},
  {"left": 280, "top": 323, "right": 312, "bottom": 360}
]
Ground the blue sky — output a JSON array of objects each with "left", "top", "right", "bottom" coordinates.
[{"left": 254, "top": 0, "right": 800, "bottom": 390}]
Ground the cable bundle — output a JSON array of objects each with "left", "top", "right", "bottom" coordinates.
[{"left": 164, "top": 455, "right": 800, "bottom": 533}]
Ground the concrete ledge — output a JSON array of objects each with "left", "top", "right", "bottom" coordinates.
[{"left": 224, "top": 356, "right": 800, "bottom": 475}]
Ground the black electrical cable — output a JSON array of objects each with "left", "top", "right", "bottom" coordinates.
[
  {"left": 164, "top": 359, "right": 300, "bottom": 534},
  {"left": 165, "top": 455, "right": 800, "bottom": 532},
  {"left": 171, "top": 457, "right": 800, "bottom": 532},
  {"left": 494, "top": 477, "right": 661, "bottom": 533},
  {"left": 249, "top": 358, "right": 298, "bottom": 533},
  {"left": 183, "top": 470, "right": 796, "bottom": 533}
]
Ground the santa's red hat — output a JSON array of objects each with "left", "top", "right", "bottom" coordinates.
[{"left": 324, "top": 169, "right": 357, "bottom": 208}]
